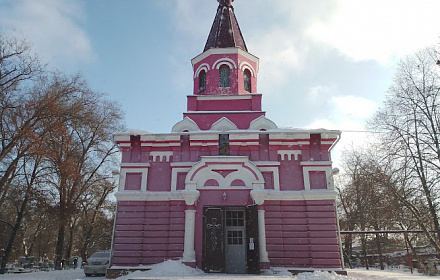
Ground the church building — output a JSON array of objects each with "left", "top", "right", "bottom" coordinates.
[{"left": 108, "top": 0, "right": 343, "bottom": 277}]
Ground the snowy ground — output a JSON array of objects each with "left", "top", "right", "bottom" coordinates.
[{"left": 3, "top": 260, "right": 440, "bottom": 280}]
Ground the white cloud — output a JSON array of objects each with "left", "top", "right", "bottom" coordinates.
[
  {"left": 332, "top": 95, "right": 377, "bottom": 121},
  {"left": 307, "top": 0, "right": 440, "bottom": 64},
  {"left": 307, "top": 95, "right": 378, "bottom": 168},
  {"left": 0, "top": 0, "right": 94, "bottom": 69}
]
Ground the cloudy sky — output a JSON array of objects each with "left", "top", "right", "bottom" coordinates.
[{"left": 1, "top": 0, "right": 439, "bottom": 164}]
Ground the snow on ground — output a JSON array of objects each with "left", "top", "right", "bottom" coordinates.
[{"left": 3, "top": 260, "right": 440, "bottom": 280}]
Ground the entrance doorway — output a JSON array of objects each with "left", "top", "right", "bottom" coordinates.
[{"left": 202, "top": 205, "right": 260, "bottom": 274}]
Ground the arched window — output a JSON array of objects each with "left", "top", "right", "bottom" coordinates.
[
  {"left": 219, "top": 65, "right": 230, "bottom": 88},
  {"left": 244, "top": 69, "right": 251, "bottom": 92},
  {"left": 199, "top": 70, "right": 206, "bottom": 93}
]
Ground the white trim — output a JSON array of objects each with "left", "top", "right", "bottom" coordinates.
[
  {"left": 114, "top": 191, "right": 183, "bottom": 201},
  {"left": 249, "top": 116, "right": 278, "bottom": 130},
  {"left": 118, "top": 143, "right": 131, "bottom": 147},
  {"left": 193, "top": 63, "right": 210, "bottom": 78},
  {"left": 213, "top": 58, "right": 237, "bottom": 69},
  {"left": 171, "top": 167, "right": 191, "bottom": 191},
  {"left": 186, "top": 110, "right": 265, "bottom": 114},
  {"left": 250, "top": 189, "right": 338, "bottom": 202},
  {"left": 300, "top": 161, "right": 332, "bottom": 166},
  {"left": 150, "top": 151, "right": 173, "bottom": 162},
  {"left": 118, "top": 167, "right": 149, "bottom": 192},
  {"left": 172, "top": 117, "right": 200, "bottom": 132},
  {"left": 185, "top": 156, "right": 265, "bottom": 190},
  {"left": 210, "top": 117, "right": 238, "bottom": 131},
  {"left": 114, "top": 189, "right": 337, "bottom": 202},
  {"left": 186, "top": 93, "right": 260, "bottom": 100},
  {"left": 257, "top": 166, "right": 280, "bottom": 191},
  {"left": 192, "top": 47, "right": 259, "bottom": 67},
  {"left": 229, "top": 141, "right": 259, "bottom": 146},
  {"left": 239, "top": 61, "right": 256, "bottom": 77},
  {"left": 278, "top": 150, "right": 301, "bottom": 161},
  {"left": 141, "top": 143, "right": 181, "bottom": 147},
  {"left": 302, "top": 166, "right": 332, "bottom": 191}
]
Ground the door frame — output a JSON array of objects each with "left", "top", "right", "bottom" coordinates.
[{"left": 202, "top": 205, "right": 260, "bottom": 274}]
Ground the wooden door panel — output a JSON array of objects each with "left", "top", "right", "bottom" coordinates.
[
  {"left": 203, "top": 207, "right": 224, "bottom": 273},
  {"left": 246, "top": 205, "right": 260, "bottom": 274}
]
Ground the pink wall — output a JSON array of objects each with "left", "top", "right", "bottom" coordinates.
[
  {"left": 264, "top": 200, "right": 341, "bottom": 268},
  {"left": 112, "top": 201, "right": 186, "bottom": 266}
]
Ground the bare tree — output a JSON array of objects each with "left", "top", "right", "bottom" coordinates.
[
  {"left": 369, "top": 46, "right": 440, "bottom": 251},
  {"left": 0, "top": 31, "right": 125, "bottom": 273},
  {"left": 39, "top": 74, "right": 123, "bottom": 269}
]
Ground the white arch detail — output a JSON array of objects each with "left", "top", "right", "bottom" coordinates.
[
  {"left": 213, "top": 58, "right": 237, "bottom": 69},
  {"left": 194, "top": 63, "right": 211, "bottom": 78},
  {"left": 249, "top": 116, "right": 278, "bottom": 130},
  {"left": 171, "top": 117, "right": 200, "bottom": 132},
  {"left": 210, "top": 117, "right": 238, "bottom": 131},
  {"left": 185, "top": 156, "right": 265, "bottom": 190},
  {"left": 239, "top": 61, "right": 256, "bottom": 77}
]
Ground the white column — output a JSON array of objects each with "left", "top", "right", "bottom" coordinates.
[
  {"left": 182, "top": 209, "right": 196, "bottom": 263},
  {"left": 258, "top": 209, "right": 269, "bottom": 263}
]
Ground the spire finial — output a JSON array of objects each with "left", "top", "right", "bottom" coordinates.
[
  {"left": 204, "top": 0, "right": 247, "bottom": 52},
  {"left": 218, "top": 0, "right": 234, "bottom": 6}
]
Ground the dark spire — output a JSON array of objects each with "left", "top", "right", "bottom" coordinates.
[{"left": 203, "top": 0, "right": 248, "bottom": 52}]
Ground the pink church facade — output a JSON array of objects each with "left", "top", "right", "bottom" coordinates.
[{"left": 108, "top": 0, "right": 343, "bottom": 276}]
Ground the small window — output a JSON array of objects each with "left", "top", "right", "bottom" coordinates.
[
  {"left": 244, "top": 69, "right": 251, "bottom": 92},
  {"left": 199, "top": 70, "right": 206, "bottom": 93},
  {"left": 219, "top": 134, "right": 230, "bottom": 156},
  {"left": 219, "top": 65, "right": 230, "bottom": 88}
]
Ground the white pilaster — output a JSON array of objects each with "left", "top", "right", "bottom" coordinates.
[
  {"left": 182, "top": 209, "right": 196, "bottom": 263},
  {"left": 258, "top": 209, "right": 269, "bottom": 263}
]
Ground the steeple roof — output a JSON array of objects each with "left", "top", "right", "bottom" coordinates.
[{"left": 203, "top": 0, "right": 248, "bottom": 52}]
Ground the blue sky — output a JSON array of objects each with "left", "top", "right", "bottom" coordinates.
[{"left": 1, "top": 0, "right": 440, "bottom": 164}]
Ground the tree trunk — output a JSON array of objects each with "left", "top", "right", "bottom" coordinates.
[
  {"left": 375, "top": 232, "right": 384, "bottom": 270},
  {"left": 0, "top": 195, "right": 29, "bottom": 274},
  {"left": 54, "top": 223, "right": 66, "bottom": 270},
  {"left": 361, "top": 234, "right": 369, "bottom": 270}
]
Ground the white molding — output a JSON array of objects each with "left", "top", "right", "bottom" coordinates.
[
  {"left": 114, "top": 191, "right": 183, "bottom": 201},
  {"left": 302, "top": 165, "right": 332, "bottom": 191},
  {"left": 186, "top": 110, "right": 265, "bottom": 114},
  {"left": 185, "top": 156, "right": 264, "bottom": 190},
  {"left": 191, "top": 47, "right": 259, "bottom": 68},
  {"left": 300, "top": 161, "right": 332, "bottom": 166},
  {"left": 118, "top": 167, "right": 149, "bottom": 192},
  {"left": 249, "top": 116, "right": 278, "bottom": 130},
  {"left": 121, "top": 163, "right": 151, "bottom": 168},
  {"left": 171, "top": 167, "right": 191, "bottom": 191},
  {"left": 150, "top": 151, "right": 173, "bottom": 162},
  {"left": 239, "top": 61, "right": 256, "bottom": 77},
  {"left": 250, "top": 189, "right": 337, "bottom": 202},
  {"left": 213, "top": 58, "right": 237, "bottom": 69},
  {"left": 186, "top": 94, "right": 259, "bottom": 100},
  {"left": 210, "top": 117, "right": 238, "bottom": 131},
  {"left": 114, "top": 189, "right": 337, "bottom": 202},
  {"left": 193, "top": 63, "right": 210, "bottom": 78},
  {"left": 278, "top": 150, "right": 301, "bottom": 161},
  {"left": 172, "top": 117, "right": 200, "bottom": 132},
  {"left": 257, "top": 166, "right": 280, "bottom": 191}
]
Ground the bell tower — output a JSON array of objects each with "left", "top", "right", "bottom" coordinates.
[
  {"left": 176, "top": 0, "right": 265, "bottom": 131},
  {"left": 191, "top": 0, "right": 259, "bottom": 96}
]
